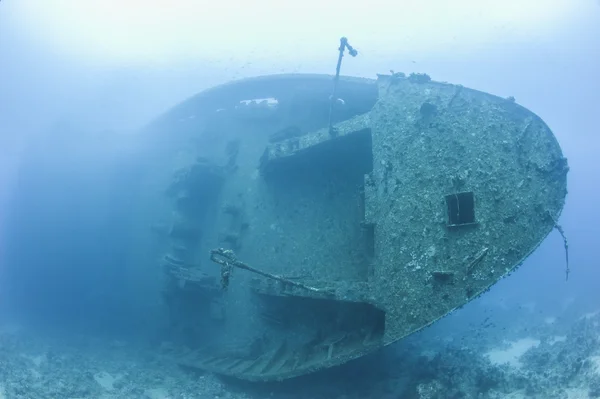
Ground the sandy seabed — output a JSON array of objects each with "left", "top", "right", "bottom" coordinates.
[{"left": 1, "top": 311, "right": 599, "bottom": 399}]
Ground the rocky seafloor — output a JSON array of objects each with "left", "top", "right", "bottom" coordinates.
[{"left": 1, "top": 309, "right": 599, "bottom": 399}]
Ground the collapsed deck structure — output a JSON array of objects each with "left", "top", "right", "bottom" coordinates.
[{"left": 142, "top": 72, "right": 568, "bottom": 381}]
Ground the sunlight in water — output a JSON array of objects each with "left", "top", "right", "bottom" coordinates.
[{"left": 5, "top": 0, "right": 589, "bottom": 64}]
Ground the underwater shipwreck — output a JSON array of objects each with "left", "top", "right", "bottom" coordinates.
[{"left": 141, "top": 40, "right": 569, "bottom": 382}]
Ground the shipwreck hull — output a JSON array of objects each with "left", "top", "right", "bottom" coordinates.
[{"left": 140, "top": 73, "right": 568, "bottom": 381}]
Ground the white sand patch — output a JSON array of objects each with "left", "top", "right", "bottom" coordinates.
[
  {"left": 94, "top": 371, "right": 121, "bottom": 391},
  {"left": 486, "top": 337, "right": 540, "bottom": 368},
  {"left": 492, "top": 387, "right": 590, "bottom": 398},
  {"left": 0, "top": 384, "right": 5, "bottom": 399},
  {"left": 544, "top": 316, "right": 556, "bottom": 325},
  {"left": 566, "top": 387, "right": 591, "bottom": 399},
  {"left": 144, "top": 387, "right": 171, "bottom": 399},
  {"left": 548, "top": 336, "right": 567, "bottom": 345},
  {"left": 487, "top": 391, "right": 529, "bottom": 399},
  {"left": 28, "top": 367, "right": 42, "bottom": 379}
]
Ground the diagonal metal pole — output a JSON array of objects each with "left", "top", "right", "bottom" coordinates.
[
  {"left": 210, "top": 248, "right": 328, "bottom": 293},
  {"left": 328, "top": 37, "right": 358, "bottom": 137}
]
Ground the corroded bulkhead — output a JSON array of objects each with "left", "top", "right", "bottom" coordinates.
[{"left": 142, "top": 73, "right": 568, "bottom": 381}]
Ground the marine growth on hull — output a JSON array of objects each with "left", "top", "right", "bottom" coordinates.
[{"left": 145, "top": 72, "right": 567, "bottom": 382}]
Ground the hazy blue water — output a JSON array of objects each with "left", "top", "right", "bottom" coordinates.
[{"left": 1, "top": 2, "right": 600, "bottom": 397}]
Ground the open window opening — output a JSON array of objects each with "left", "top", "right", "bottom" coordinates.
[
  {"left": 445, "top": 191, "right": 476, "bottom": 226},
  {"left": 361, "top": 222, "right": 375, "bottom": 259}
]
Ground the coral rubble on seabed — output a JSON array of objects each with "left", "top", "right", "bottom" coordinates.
[
  {"left": 408, "top": 311, "right": 600, "bottom": 399},
  {"left": 0, "top": 311, "right": 599, "bottom": 399},
  {"left": 0, "top": 323, "right": 247, "bottom": 399}
]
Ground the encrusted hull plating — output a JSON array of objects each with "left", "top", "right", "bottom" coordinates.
[{"left": 138, "top": 73, "right": 568, "bottom": 381}]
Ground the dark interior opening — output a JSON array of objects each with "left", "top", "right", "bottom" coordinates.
[
  {"left": 260, "top": 294, "right": 384, "bottom": 331},
  {"left": 259, "top": 128, "right": 374, "bottom": 282},
  {"left": 445, "top": 191, "right": 476, "bottom": 226},
  {"left": 256, "top": 293, "right": 386, "bottom": 356},
  {"left": 362, "top": 222, "right": 375, "bottom": 259},
  {"left": 186, "top": 292, "right": 387, "bottom": 379},
  {"left": 263, "top": 128, "right": 373, "bottom": 180}
]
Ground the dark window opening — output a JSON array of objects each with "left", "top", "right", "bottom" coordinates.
[
  {"left": 261, "top": 128, "right": 373, "bottom": 179},
  {"left": 445, "top": 192, "right": 476, "bottom": 226},
  {"left": 362, "top": 222, "right": 375, "bottom": 259}
]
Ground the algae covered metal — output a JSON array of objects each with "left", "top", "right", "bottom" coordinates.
[{"left": 145, "top": 72, "right": 568, "bottom": 381}]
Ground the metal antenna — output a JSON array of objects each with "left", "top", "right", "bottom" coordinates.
[{"left": 328, "top": 37, "right": 358, "bottom": 137}]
